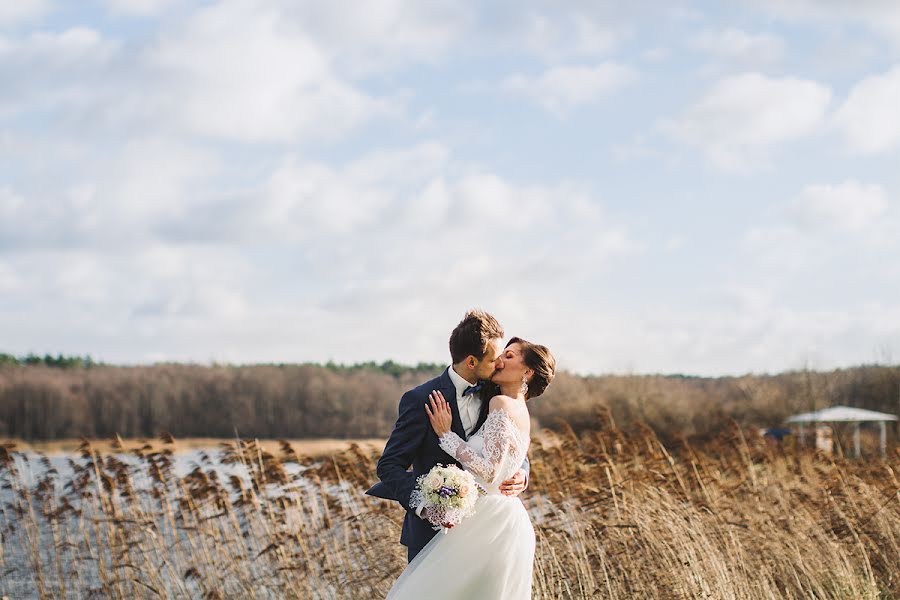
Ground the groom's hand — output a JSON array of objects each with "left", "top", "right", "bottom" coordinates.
[{"left": 499, "top": 469, "right": 527, "bottom": 497}]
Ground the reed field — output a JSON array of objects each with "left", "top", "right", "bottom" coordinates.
[{"left": 1, "top": 419, "right": 899, "bottom": 599}]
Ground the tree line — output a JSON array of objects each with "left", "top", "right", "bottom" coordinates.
[
  {"left": 0, "top": 352, "right": 98, "bottom": 369},
  {"left": 1, "top": 358, "right": 899, "bottom": 441}
]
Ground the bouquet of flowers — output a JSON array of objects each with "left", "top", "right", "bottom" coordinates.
[{"left": 410, "top": 464, "right": 484, "bottom": 533}]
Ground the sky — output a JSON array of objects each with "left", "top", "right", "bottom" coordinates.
[{"left": 1, "top": 0, "right": 900, "bottom": 376}]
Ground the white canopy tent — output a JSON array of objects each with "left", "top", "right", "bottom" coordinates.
[{"left": 786, "top": 405, "right": 898, "bottom": 457}]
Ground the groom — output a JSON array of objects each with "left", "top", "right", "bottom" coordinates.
[{"left": 367, "top": 309, "right": 529, "bottom": 562}]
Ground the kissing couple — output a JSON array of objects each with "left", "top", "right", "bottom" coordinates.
[{"left": 366, "top": 309, "right": 556, "bottom": 599}]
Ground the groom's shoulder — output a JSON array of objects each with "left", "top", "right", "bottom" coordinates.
[{"left": 404, "top": 369, "right": 447, "bottom": 400}]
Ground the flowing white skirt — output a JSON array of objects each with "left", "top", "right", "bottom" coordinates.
[{"left": 386, "top": 494, "right": 535, "bottom": 599}]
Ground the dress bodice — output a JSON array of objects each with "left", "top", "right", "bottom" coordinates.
[{"left": 439, "top": 409, "right": 529, "bottom": 495}]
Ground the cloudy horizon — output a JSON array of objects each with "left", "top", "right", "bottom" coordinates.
[{"left": 2, "top": 0, "right": 900, "bottom": 377}]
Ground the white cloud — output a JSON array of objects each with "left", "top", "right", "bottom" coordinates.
[
  {"left": 0, "top": 0, "right": 49, "bottom": 25},
  {"left": 743, "top": 180, "right": 897, "bottom": 276},
  {"left": 514, "top": 11, "right": 623, "bottom": 60},
  {"left": 664, "top": 236, "right": 685, "bottom": 252},
  {"left": 501, "top": 62, "right": 638, "bottom": 116},
  {"left": 0, "top": 245, "right": 256, "bottom": 354},
  {"left": 612, "top": 133, "right": 662, "bottom": 162},
  {"left": 749, "top": 0, "right": 900, "bottom": 48},
  {"left": 0, "top": 27, "right": 122, "bottom": 121},
  {"left": 834, "top": 65, "right": 900, "bottom": 154},
  {"left": 256, "top": 143, "right": 638, "bottom": 279},
  {"left": 789, "top": 181, "right": 888, "bottom": 232},
  {"left": 286, "top": 0, "right": 471, "bottom": 75},
  {"left": 493, "top": 2, "right": 701, "bottom": 63},
  {"left": 344, "top": 142, "right": 450, "bottom": 185},
  {"left": 690, "top": 28, "right": 785, "bottom": 65},
  {"left": 0, "top": 27, "right": 118, "bottom": 72},
  {"left": 101, "top": 138, "right": 222, "bottom": 230},
  {"left": 281, "top": 169, "right": 640, "bottom": 368},
  {"left": 0, "top": 26, "right": 116, "bottom": 61},
  {"left": 0, "top": 186, "right": 24, "bottom": 219},
  {"left": 263, "top": 159, "right": 394, "bottom": 238},
  {"left": 105, "top": 0, "right": 179, "bottom": 17},
  {"left": 0, "top": 137, "right": 220, "bottom": 250},
  {"left": 730, "top": 180, "right": 900, "bottom": 374},
  {"left": 144, "top": 1, "right": 389, "bottom": 143},
  {"left": 128, "top": 246, "right": 252, "bottom": 320},
  {"left": 514, "top": 276, "right": 900, "bottom": 375},
  {"left": 623, "top": 300, "right": 900, "bottom": 376},
  {"left": 662, "top": 73, "right": 831, "bottom": 170},
  {"left": 641, "top": 47, "right": 670, "bottom": 62},
  {"left": 0, "top": 259, "right": 19, "bottom": 293},
  {"left": 256, "top": 142, "right": 451, "bottom": 240},
  {"left": 4, "top": 0, "right": 900, "bottom": 375},
  {"left": 0, "top": 139, "right": 640, "bottom": 369},
  {"left": 1, "top": 3, "right": 411, "bottom": 144}
]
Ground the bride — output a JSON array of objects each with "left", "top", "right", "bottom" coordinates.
[{"left": 386, "top": 337, "right": 556, "bottom": 599}]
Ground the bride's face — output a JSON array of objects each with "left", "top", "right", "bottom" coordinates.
[{"left": 490, "top": 342, "right": 531, "bottom": 386}]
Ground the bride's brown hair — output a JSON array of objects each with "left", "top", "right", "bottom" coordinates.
[{"left": 506, "top": 337, "right": 555, "bottom": 399}]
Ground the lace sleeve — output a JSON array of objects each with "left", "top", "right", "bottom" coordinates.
[{"left": 438, "top": 409, "right": 524, "bottom": 485}]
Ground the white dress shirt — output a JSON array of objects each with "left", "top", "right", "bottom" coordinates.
[{"left": 448, "top": 366, "right": 482, "bottom": 437}]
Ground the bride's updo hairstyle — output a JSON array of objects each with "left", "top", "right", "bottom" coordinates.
[{"left": 506, "top": 337, "right": 555, "bottom": 399}]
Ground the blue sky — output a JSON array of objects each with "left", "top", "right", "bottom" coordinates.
[{"left": 2, "top": 0, "right": 900, "bottom": 375}]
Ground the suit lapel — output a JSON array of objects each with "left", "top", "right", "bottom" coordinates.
[{"left": 439, "top": 367, "right": 469, "bottom": 441}]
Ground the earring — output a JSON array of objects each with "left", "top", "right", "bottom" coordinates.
[{"left": 520, "top": 374, "right": 529, "bottom": 396}]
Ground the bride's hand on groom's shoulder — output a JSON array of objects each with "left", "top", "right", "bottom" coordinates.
[{"left": 425, "top": 390, "right": 452, "bottom": 436}]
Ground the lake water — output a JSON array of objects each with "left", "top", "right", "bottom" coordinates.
[{"left": 0, "top": 448, "right": 335, "bottom": 599}]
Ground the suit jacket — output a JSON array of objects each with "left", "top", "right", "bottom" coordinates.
[{"left": 366, "top": 367, "right": 530, "bottom": 562}]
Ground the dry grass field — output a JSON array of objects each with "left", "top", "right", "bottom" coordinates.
[{"left": 1, "top": 420, "right": 899, "bottom": 599}]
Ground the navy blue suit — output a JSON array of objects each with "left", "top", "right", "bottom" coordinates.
[{"left": 366, "top": 367, "right": 530, "bottom": 562}]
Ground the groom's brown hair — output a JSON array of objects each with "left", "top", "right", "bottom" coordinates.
[{"left": 449, "top": 309, "right": 504, "bottom": 364}]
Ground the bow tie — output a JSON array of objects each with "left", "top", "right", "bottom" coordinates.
[{"left": 462, "top": 383, "right": 483, "bottom": 397}]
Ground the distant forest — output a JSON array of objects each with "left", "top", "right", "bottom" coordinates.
[{"left": 1, "top": 352, "right": 899, "bottom": 441}]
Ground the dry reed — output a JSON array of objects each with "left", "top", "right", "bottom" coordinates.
[{"left": 1, "top": 422, "right": 898, "bottom": 599}]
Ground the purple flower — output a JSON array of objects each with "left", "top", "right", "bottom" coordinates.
[{"left": 438, "top": 486, "right": 457, "bottom": 498}]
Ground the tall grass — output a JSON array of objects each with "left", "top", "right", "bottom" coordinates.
[{"left": 1, "top": 421, "right": 898, "bottom": 599}]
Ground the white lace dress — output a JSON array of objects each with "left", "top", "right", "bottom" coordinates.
[{"left": 386, "top": 408, "right": 534, "bottom": 599}]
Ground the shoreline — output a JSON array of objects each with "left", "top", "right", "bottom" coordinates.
[{"left": 2, "top": 437, "right": 387, "bottom": 457}]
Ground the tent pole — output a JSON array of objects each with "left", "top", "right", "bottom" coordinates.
[
  {"left": 880, "top": 421, "right": 887, "bottom": 458},
  {"left": 854, "top": 423, "right": 861, "bottom": 458},
  {"left": 798, "top": 424, "right": 805, "bottom": 448}
]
